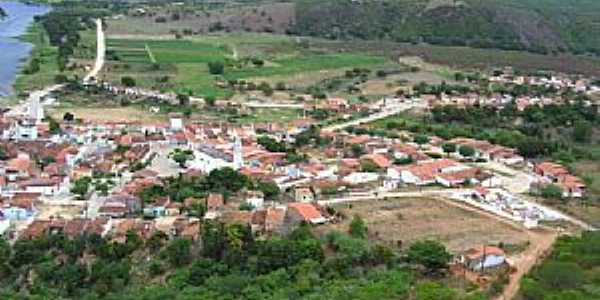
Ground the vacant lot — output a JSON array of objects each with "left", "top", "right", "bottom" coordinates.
[
  {"left": 48, "top": 105, "right": 166, "bottom": 124},
  {"left": 319, "top": 197, "right": 529, "bottom": 253}
]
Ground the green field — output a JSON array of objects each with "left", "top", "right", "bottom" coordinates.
[
  {"left": 13, "top": 23, "right": 62, "bottom": 93},
  {"left": 105, "top": 34, "right": 388, "bottom": 99}
]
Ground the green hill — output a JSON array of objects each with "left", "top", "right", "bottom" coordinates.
[{"left": 292, "top": 0, "right": 600, "bottom": 56}]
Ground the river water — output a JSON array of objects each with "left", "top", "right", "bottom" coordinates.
[{"left": 0, "top": 1, "right": 50, "bottom": 96}]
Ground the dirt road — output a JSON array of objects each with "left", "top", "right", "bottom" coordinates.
[
  {"left": 494, "top": 229, "right": 557, "bottom": 300},
  {"left": 439, "top": 198, "right": 558, "bottom": 300},
  {"left": 83, "top": 18, "right": 105, "bottom": 84}
]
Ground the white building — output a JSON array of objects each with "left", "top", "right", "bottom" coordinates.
[
  {"left": 29, "top": 95, "right": 44, "bottom": 124},
  {"left": 169, "top": 113, "right": 183, "bottom": 131}
]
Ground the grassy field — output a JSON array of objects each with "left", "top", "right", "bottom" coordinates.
[
  {"left": 315, "top": 40, "right": 600, "bottom": 77},
  {"left": 14, "top": 24, "right": 97, "bottom": 94},
  {"left": 316, "top": 197, "right": 529, "bottom": 253},
  {"left": 13, "top": 23, "right": 61, "bottom": 93},
  {"left": 104, "top": 34, "right": 388, "bottom": 98}
]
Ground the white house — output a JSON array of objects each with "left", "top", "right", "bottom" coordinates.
[{"left": 245, "top": 191, "right": 264, "bottom": 209}]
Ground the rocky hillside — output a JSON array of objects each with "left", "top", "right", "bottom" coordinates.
[{"left": 290, "top": 0, "right": 600, "bottom": 56}]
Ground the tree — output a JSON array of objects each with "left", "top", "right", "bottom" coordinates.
[
  {"left": 63, "top": 112, "right": 74, "bottom": 122},
  {"left": 415, "top": 282, "right": 458, "bottom": 300},
  {"left": 121, "top": 76, "right": 136, "bottom": 87},
  {"left": 540, "top": 184, "right": 563, "bottom": 201},
  {"left": 407, "top": 240, "right": 451, "bottom": 273},
  {"left": 360, "top": 160, "right": 380, "bottom": 173},
  {"left": 48, "top": 117, "right": 61, "bottom": 134},
  {"left": 169, "top": 149, "right": 195, "bottom": 168},
  {"left": 208, "top": 61, "right": 224, "bottom": 75},
  {"left": 71, "top": 176, "right": 92, "bottom": 200},
  {"left": 537, "top": 261, "right": 585, "bottom": 289},
  {"left": 349, "top": 214, "right": 367, "bottom": 239},
  {"left": 205, "top": 168, "right": 250, "bottom": 193},
  {"left": 441, "top": 143, "right": 456, "bottom": 156},
  {"left": 258, "top": 82, "right": 274, "bottom": 96},
  {"left": 413, "top": 134, "right": 430, "bottom": 149},
  {"left": 257, "top": 181, "right": 280, "bottom": 200},
  {"left": 458, "top": 145, "right": 476, "bottom": 158},
  {"left": 204, "top": 95, "right": 216, "bottom": 107},
  {"left": 257, "top": 136, "right": 286, "bottom": 152},
  {"left": 163, "top": 238, "right": 192, "bottom": 267},
  {"left": 351, "top": 144, "right": 365, "bottom": 157},
  {"left": 188, "top": 258, "right": 227, "bottom": 285},
  {"left": 177, "top": 94, "right": 190, "bottom": 106},
  {"left": 573, "top": 120, "right": 592, "bottom": 143},
  {"left": 454, "top": 72, "right": 465, "bottom": 82}
]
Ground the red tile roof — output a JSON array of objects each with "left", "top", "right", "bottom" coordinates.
[{"left": 288, "top": 202, "right": 324, "bottom": 222}]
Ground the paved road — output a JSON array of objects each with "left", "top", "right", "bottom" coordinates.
[
  {"left": 83, "top": 18, "right": 105, "bottom": 84},
  {"left": 6, "top": 84, "right": 63, "bottom": 116},
  {"left": 242, "top": 102, "right": 305, "bottom": 109},
  {"left": 323, "top": 102, "right": 423, "bottom": 131},
  {"left": 317, "top": 189, "right": 469, "bottom": 206}
]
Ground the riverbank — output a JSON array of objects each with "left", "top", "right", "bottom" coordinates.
[
  {"left": 12, "top": 21, "right": 61, "bottom": 95},
  {"left": 0, "top": 1, "right": 50, "bottom": 101}
]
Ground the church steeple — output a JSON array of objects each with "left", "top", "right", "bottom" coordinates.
[{"left": 233, "top": 133, "right": 243, "bottom": 170}]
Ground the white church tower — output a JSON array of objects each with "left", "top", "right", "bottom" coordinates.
[
  {"left": 233, "top": 134, "right": 243, "bottom": 170},
  {"left": 29, "top": 96, "right": 44, "bottom": 124}
]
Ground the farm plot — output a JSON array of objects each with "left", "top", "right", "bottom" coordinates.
[{"left": 104, "top": 35, "right": 388, "bottom": 99}]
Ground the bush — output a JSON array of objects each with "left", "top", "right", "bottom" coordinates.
[
  {"left": 121, "top": 76, "right": 136, "bottom": 87},
  {"left": 536, "top": 261, "right": 585, "bottom": 289},
  {"left": 208, "top": 61, "right": 224, "bottom": 75}
]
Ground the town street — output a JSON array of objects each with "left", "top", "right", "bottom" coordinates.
[{"left": 323, "top": 101, "right": 426, "bottom": 131}]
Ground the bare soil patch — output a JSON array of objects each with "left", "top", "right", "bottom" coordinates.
[{"left": 319, "top": 197, "right": 529, "bottom": 253}]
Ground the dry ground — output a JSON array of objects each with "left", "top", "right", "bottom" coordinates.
[
  {"left": 48, "top": 106, "right": 167, "bottom": 124},
  {"left": 319, "top": 197, "right": 530, "bottom": 253},
  {"left": 107, "top": 3, "right": 295, "bottom": 36}
]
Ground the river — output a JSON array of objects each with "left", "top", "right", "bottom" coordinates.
[{"left": 0, "top": 1, "right": 50, "bottom": 97}]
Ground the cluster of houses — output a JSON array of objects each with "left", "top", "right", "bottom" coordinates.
[
  {"left": 533, "top": 162, "right": 587, "bottom": 198},
  {"left": 0, "top": 68, "right": 594, "bottom": 244}
]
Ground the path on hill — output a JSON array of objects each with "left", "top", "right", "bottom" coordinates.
[{"left": 83, "top": 18, "right": 105, "bottom": 84}]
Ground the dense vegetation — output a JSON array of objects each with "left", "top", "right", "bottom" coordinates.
[
  {"left": 371, "top": 88, "right": 598, "bottom": 159},
  {"left": 0, "top": 220, "right": 485, "bottom": 299},
  {"left": 34, "top": 2, "right": 107, "bottom": 72},
  {"left": 293, "top": 0, "right": 600, "bottom": 56},
  {"left": 519, "top": 231, "right": 600, "bottom": 300}
]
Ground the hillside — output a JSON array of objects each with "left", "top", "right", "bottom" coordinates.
[{"left": 292, "top": 0, "right": 600, "bottom": 56}]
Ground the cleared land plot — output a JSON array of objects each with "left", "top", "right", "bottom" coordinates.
[
  {"left": 48, "top": 105, "right": 166, "bottom": 124},
  {"left": 106, "top": 3, "right": 295, "bottom": 36},
  {"left": 318, "top": 197, "right": 529, "bottom": 253},
  {"left": 104, "top": 35, "right": 387, "bottom": 98}
]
